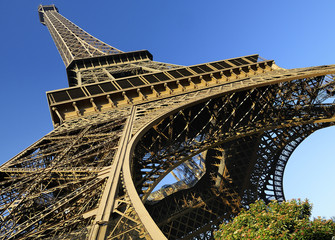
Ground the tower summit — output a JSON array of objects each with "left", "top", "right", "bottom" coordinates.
[
  {"left": 1, "top": 5, "right": 335, "bottom": 240},
  {"left": 38, "top": 4, "right": 122, "bottom": 67}
]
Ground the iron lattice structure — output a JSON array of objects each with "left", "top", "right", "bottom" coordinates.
[{"left": 1, "top": 5, "right": 335, "bottom": 239}]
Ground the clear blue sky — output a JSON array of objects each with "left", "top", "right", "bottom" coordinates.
[{"left": 0, "top": 0, "right": 334, "bottom": 219}]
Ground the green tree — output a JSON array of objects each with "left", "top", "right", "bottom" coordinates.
[{"left": 214, "top": 199, "right": 335, "bottom": 239}]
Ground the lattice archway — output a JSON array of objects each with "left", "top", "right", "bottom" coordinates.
[{"left": 122, "top": 76, "right": 335, "bottom": 239}]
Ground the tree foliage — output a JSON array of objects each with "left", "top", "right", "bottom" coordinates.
[{"left": 214, "top": 199, "right": 335, "bottom": 239}]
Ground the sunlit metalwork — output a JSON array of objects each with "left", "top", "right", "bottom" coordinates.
[{"left": 1, "top": 4, "right": 335, "bottom": 239}]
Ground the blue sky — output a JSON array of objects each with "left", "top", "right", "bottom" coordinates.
[{"left": 0, "top": 0, "right": 334, "bottom": 219}]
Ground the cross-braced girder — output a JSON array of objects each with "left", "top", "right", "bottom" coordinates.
[{"left": 0, "top": 113, "right": 127, "bottom": 239}]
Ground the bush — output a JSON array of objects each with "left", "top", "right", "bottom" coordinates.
[{"left": 214, "top": 199, "right": 335, "bottom": 239}]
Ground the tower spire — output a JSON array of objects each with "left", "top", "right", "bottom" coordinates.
[
  {"left": 38, "top": 5, "right": 182, "bottom": 88},
  {"left": 38, "top": 5, "right": 123, "bottom": 67}
]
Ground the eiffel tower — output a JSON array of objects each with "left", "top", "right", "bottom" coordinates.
[{"left": 1, "top": 4, "right": 335, "bottom": 240}]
